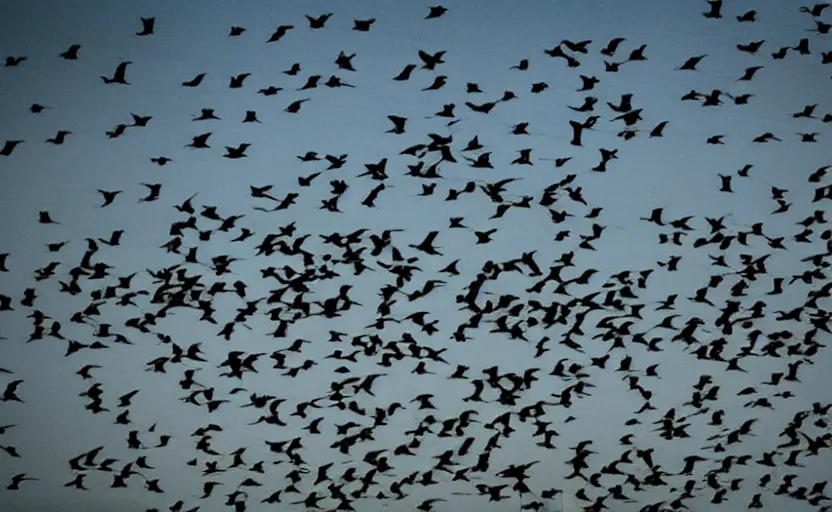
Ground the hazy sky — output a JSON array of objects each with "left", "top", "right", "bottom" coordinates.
[{"left": 1, "top": 1, "right": 831, "bottom": 511}]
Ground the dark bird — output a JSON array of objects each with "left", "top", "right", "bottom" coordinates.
[
  {"left": 800, "top": 3, "right": 831, "bottom": 16},
  {"left": 601, "top": 37, "right": 626, "bottom": 56},
  {"left": 650, "top": 121, "right": 668, "bottom": 137},
  {"left": 268, "top": 25, "right": 293, "bottom": 42},
  {"left": 242, "top": 110, "right": 261, "bottom": 123},
  {"left": 703, "top": 0, "right": 723, "bottom": 18},
  {"left": 426, "top": 6, "right": 448, "bottom": 19},
  {"left": 393, "top": 64, "right": 417, "bottom": 81},
  {"left": 577, "top": 75, "right": 600, "bottom": 91},
  {"left": 224, "top": 143, "right": 250, "bottom": 159},
  {"left": 129, "top": 114, "right": 151, "bottom": 127},
  {"left": 410, "top": 231, "right": 442, "bottom": 255},
  {"left": 186, "top": 132, "right": 212, "bottom": 149},
  {"left": 306, "top": 13, "right": 333, "bottom": 29},
  {"left": 419, "top": 50, "right": 446, "bottom": 70},
  {"left": 60, "top": 44, "right": 81, "bottom": 60},
  {"left": 737, "top": 40, "right": 765, "bottom": 54},
  {"left": 285, "top": 99, "right": 310, "bottom": 113},
  {"left": 101, "top": 61, "right": 131, "bottom": 85},
  {"left": 38, "top": 211, "right": 58, "bottom": 224},
  {"left": 4, "top": 56, "right": 26, "bottom": 67},
  {"left": 98, "top": 190, "right": 122, "bottom": 207},
  {"left": 1, "top": 140, "right": 24, "bottom": 157},
  {"left": 569, "top": 121, "right": 584, "bottom": 146},
  {"left": 423, "top": 75, "right": 447, "bottom": 90},
  {"left": 136, "top": 17, "right": 155, "bottom": 36},
  {"left": 2, "top": 380, "right": 24, "bottom": 402},
  {"left": 677, "top": 55, "right": 706, "bottom": 70},
  {"left": 627, "top": 44, "right": 647, "bottom": 61},
  {"left": 737, "top": 10, "right": 756, "bottom": 22},
  {"left": 719, "top": 174, "right": 733, "bottom": 193},
  {"left": 387, "top": 116, "right": 407, "bottom": 134},
  {"left": 7, "top": 474, "right": 37, "bottom": 490},
  {"left": 229, "top": 73, "right": 251, "bottom": 88},
  {"left": 738, "top": 66, "right": 763, "bottom": 81},
  {"left": 353, "top": 18, "right": 376, "bottom": 31},
  {"left": 45, "top": 130, "right": 71, "bottom": 145},
  {"left": 182, "top": 73, "right": 206, "bottom": 87}
]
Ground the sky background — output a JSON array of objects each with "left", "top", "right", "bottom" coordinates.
[{"left": 1, "top": 1, "right": 831, "bottom": 511}]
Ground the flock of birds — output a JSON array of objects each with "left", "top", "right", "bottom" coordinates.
[{"left": 1, "top": 1, "right": 832, "bottom": 511}]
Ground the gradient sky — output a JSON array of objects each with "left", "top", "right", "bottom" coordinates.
[{"left": 1, "top": 1, "right": 831, "bottom": 511}]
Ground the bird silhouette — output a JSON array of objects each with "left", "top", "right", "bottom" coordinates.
[
  {"left": 101, "top": 61, "right": 131, "bottom": 84},
  {"left": 136, "top": 17, "right": 155, "bottom": 36},
  {"left": 59, "top": 44, "right": 81, "bottom": 60}
]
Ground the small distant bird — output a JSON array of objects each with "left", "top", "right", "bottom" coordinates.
[
  {"left": 426, "top": 6, "right": 448, "bottom": 19},
  {"left": 186, "top": 132, "right": 212, "bottom": 149},
  {"left": 577, "top": 75, "right": 600, "bottom": 91},
  {"left": 101, "top": 61, "right": 131, "bottom": 85},
  {"left": 719, "top": 174, "right": 734, "bottom": 192},
  {"left": 4, "top": 56, "right": 26, "bottom": 67},
  {"left": 423, "top": 75, "right": 447, "bottom": 90},
  {"left": 268, "top": 25, "right": 294, "bottom": 42},
  {"left": 737, "top": 10, "right": 756, "bottom": 22},
  {"left": 182, "top": 73, "right": 207, "bottom": 87},
  {"left": 737, "top": 40, "right": 764, "bottom": 54},
  {"left": 306, "top": 13, "right": 333, "bottom": 29},
  {"left": 649, "top": 121, "right": 668, "bottom": 137},
  {"left": 393, "top": 64, "right": 417, "bottom": 81},
  {"left": 703, "top": 0, "right": 723, "bottom": 19},
  {"left": 259, "top": 86, "right": 282, "bottom": 96},
  {"left": 136, "top": 17, "right": 155, "bottom": 36},
  {"left": 600, "top": 37, "right": 626, "bottom": 56},
  {"left": 242, "top": 111, "right": 261, "bottom": 123},
  {"left": 800, "top": 4, "right": 831, "bottom": 17},
  {"left": 39, "top": 211, "right": 58, "bottom": 224},
  {"left": 1, "top": 140, "right": 24, "bottom": 157},
  {"left": 353, "top": 18, "right": 375, "bottom": 31},
  {"left": 224, "top": 143, "right": 251, "bottom": 159},
  {"left": 387, "top": 116, "right": 407, "bottom": 134},
  {"left": 677, "top": 55, "right": 706, "bottom": 70},
  {"left": 194, "top": 108, "right": 221, "bottom": 121},
  {"left": 229, "top": 73, "right": 251, "bottom": 88},
  {"left": 45, "top": 131, "right": 72, "bottom": 145},
  {"left": 807, "top": 19, "right": 831, "bottom": 34},
  {"left": 285, "top": 99, "right": 310, "bottom": 113},
  {"left": 60, "top": 44, "right": 81, "bottom": 60},
  {"left": 98, "top": 190, "right": 122, "bottom": 208},
  {"left": 737, "top": 66, "right": 763, "bottom": 81},
  {"left": 7, "top": 474, "right": 38, "bottom": 490},
  {"left": 106, "top": 124, "right": 125, "bottom": 138},
  {"left": 130, "top": 114, "right": 151, "bottom": 127}
]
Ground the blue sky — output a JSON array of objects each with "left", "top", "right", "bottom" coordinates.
[{"left": 1, "top": 1, "right": 831, "bottom": 511}]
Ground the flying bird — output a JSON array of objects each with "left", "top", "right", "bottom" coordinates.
[
  {"left": 136, "top": 17, "right": 155, "bottom": 36},
  {"left": 101, "top": 61, "right": 131, "bottom": 84}
]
